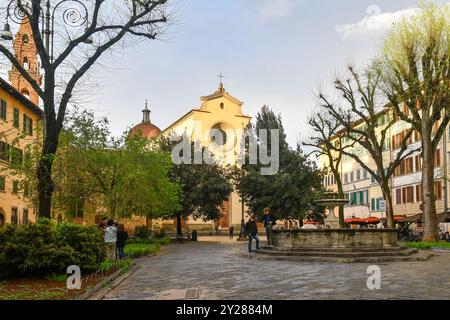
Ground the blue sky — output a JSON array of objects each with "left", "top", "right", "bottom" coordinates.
[{"left": 90, "top": 0, "right": 445, "bottom": 146}]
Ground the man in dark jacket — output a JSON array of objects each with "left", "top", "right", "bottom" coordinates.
[
  {"left": 262, "top": 208, "right": 276, "bottom": 246},
  {"left": 245, "top": 214, "right": 260, "bottom": 253}
]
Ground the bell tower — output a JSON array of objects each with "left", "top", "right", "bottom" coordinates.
[{"left": 8, "top": 19, "right": 42, "bottom": 106}]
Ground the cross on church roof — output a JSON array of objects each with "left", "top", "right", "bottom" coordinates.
[{"left": 218, "top": 72, "right": 225, "bottom": 84}]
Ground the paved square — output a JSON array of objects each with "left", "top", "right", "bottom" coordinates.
[{"left": 103, "top": 238, "right": 450, "bottom": 300}]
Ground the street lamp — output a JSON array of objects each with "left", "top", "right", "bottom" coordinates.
[
  {"left": 1, "top": 0, "right": 91, "bottom": 60},
  {"left": 1, "top": 21, "right": 13, "bottom": 40}
]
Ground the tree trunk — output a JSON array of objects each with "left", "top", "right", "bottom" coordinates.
[
  {"left": 337, "top": 184, "right": 345, "bottom": 228},
  {"left": 36, "top": 130, "right": 58, "bottom": 219},
  {"left": 422, "top": 138, "right": 439, "bottom": 241},
  {"left": 176, "top": 214, "right": 182, "bottom": 240},
  {"left": 381, "top": 182, "right": 394, "bottom": 228}
]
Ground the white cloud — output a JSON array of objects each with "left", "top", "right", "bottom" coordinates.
[
  {"left": 257, "top": 0, "right": 301, "bottom": 21},
  {"left": 335, "top": 5, "right": 419, "bottom": 40}
]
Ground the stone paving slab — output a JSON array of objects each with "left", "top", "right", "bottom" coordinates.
[{"left": 103, "top": 239, "right": 450, "bottom": 300}]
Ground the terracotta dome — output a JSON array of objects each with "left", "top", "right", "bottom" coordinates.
[
  {"left": 129, "top": 100, "right": 161, "bottom": 139},
  {"left": 130, "top": 122, "right": 161, "bottom": 139}
]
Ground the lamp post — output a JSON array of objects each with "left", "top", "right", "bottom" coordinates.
[{"left": 1, "top": 0, "right": 92, "bottom": 58}]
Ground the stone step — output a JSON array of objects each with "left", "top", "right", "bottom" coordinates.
[
  {"left": 250, "top": 251, "right": 434, "bottom": 263},
  {"left": 262, "top": 246, "right": 409, "bottom": 253},
  {"left": 255, "top": 248, "right": 418, "bottom": 258}
]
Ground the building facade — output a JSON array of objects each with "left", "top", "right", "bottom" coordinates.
[
  {"left": 0, "top": 18, "right": 44, "bottom": 227},
  {"left": 320, "top": 108, "right": 450, "bottom": 232},
  {"left": 0, "top": 77, "right": 43, "bottom": 226},
  {"left": 131, "top": 82, "right": 252, "bottom": 232}
]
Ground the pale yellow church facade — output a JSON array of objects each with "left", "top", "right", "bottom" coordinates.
[{"left": 131, "top": 81, "right": 252, "bottom": 232}]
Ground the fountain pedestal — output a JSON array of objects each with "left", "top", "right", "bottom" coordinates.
[{"left": 315, "top": 197, "right": 349, "bottom": 229}]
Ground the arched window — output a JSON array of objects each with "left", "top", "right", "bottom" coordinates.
[
  {"left": 23, "top": 57, "right": 29, "bottom": 70},
  {"left": 22, "top": 34, "right": 29, "bottom": 43},
  {"left": 0, "top": 212, "right": 4, "bottom": 227},
  {"left": 220, "top": 102, "right": 225, "bottom": 110},
  {"left": 21, "top": 89, "right": 30, "bottom": 99}
]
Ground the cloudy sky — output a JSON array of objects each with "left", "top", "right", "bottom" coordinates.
[{"left": 91, "top": 0, "right": 445, "bottom": 147}]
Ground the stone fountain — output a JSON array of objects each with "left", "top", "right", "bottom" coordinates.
[
  {"left": 252, "top": 192, "right": 433, "bottom": 263},
  {"left": 315, "top": 192, "right": 349, "bottom": 229}
]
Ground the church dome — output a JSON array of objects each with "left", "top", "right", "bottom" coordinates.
[{"left": 129, "top": 100, "right": 161, "bottom": 139}]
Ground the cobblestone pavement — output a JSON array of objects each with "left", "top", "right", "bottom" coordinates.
[{"left": 103, "top": 237, "right": 450, "bottom": 300}]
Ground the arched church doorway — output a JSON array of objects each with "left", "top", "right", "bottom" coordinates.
[{"left": 0, "top": 212, "right": 4, "bottom": 227}]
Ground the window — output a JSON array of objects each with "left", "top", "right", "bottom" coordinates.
[
  {"left": 405, "top": 158, "right": 413, "bottom": 175},
  {"left": 415, "top": 155, "right": 422, "bottom": 172},
  {"left": 12, "top": 180, "right": 19, "bottom": 194},
  {"left": 22, "top": 209, "right": 29, "bottom": 224},
  {"left": 396, "top": 186, "right": 415, "bottom": 204},
  {"left": 350, "top": 171, "right": 354, "bottom": 182},
  {"left": 396, "top": 189, "right": 402, "bottom": 205},
  {"left": 435, "top": 181, "right": 443, "bottom": 201},
  {"left": 363, "top": 170, "right": 368, "bottom": 180},
  {"left": 24, "top": 182, "right": 30, "bottom": 197},
  {"left": 23, "top": 115, "right": 33, "bottom": 136},
  {"left": 344, "top": 173, "right": 348, "bottom": 184},
  {"left": 371, "top": 198, "right": 384, "bottom": 211},
  {"left": 348, "top": 190, "right": 368, "bottom": 206},
  {"left": 0, "top": 141, "right": 10, "bottom": 162},
  {"left": 434, "top": 149, "right": 441, "bottom": 167},
  {"left": 416, "top": 184, "right": 422, "bottom": 203},
  {"left": 356, "top": 170, "right": 361, "bottom": 181},
  {"left": 0, "top": 176, "right": 5, "bottom": 191},
  {"left": 13, "top": 108, "right": 19, "bottom": 128},
  {"left": 11, "top": 147, "right": 23, "bottom": 165},
  {"left": 0, "top": 99, "right": 6, "bottom": 120},
  {"left": 11, "top": 208, "right": 18, "bottom": 225},
  {"left": 405, "top": 186, "right": 414, "bottom": 204}
]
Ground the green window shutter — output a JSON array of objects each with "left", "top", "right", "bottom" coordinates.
[
  {"left": 13, "top": 108, "right": 19, "bottom": 128},
  {"left": 28, "top": 118, "right": 33, "bottom": 135},
  {"left": 376, "top": 198, "right": 381, "bottom": 211},
  {"left": 350, "top": 193, "right": 356, "bottom": 206},
  {"left": 23, "top": 114, "right": 27, "bottom": 133},
  {"left": 359, "top": 191, "right": 364, "bottom": 204},
  {"left": 371, "top": 198, "right": 375, "bottom": 211},
  {"left": 0, "top": 177, "right": 5, "bottom": 191}
]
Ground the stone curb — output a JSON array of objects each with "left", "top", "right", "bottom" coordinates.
[
  {"left": 77, "top": 263, "right": 139, "bottom": 301},
  {"left": 431, "top": 247, "right": 450, "bottom": 253}
]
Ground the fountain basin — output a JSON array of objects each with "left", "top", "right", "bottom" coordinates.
[{"left": 272, "top": 228, "right": 398, "bottom": 248}]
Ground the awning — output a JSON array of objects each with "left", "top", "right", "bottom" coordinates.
[
  {"left": 304, "top": 220, "right": 322, "bottom": 225},
  {"left": 390, "top": 212, "right": 450, "bottom": 223},
  {"left": 344, "top": 217, "right": 381, "bottom": 225}
]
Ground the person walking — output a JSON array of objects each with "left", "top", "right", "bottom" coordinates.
[
  {"left": 116, "top": 224, "right": 129, "bottom": 260},
  {"left": 245, "top": 214, "right": 260, "bottom": 253},
  {"left": 262, "top": 208, "right": 276, "bottom": 247},
  {"left": 229, "top": 226, "right": 234, "bottom": 239},
  {"left": 104, "top": 219, "right": 118, "bottom": 260}
]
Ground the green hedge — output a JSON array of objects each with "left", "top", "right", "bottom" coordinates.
[
  {"left": 0, "top": 221, "right": 105, "bottom": 278},
  {"left": 402, "top": 242, "right": 450, "bottom": 249}
]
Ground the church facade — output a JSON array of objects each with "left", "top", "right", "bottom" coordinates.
[{"left": 130, "top": 82, "right": 252, "bottom": 232}]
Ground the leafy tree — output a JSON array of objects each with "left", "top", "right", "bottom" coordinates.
[
  {"left": 236, "top": 106, "right": 324, "bottom": 223},
  {"left": 376, "top": 3, "right": 450, "bottom": 240},
  {"left": 158, "top": 137, "right": 233, "bottom": 238},
  {"left": 52, "top": 109, "right": 180, "bottom": 221}
]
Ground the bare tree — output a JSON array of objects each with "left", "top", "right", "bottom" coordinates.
[
  {"left": 304, "top": 113, "right": 346, "bottom": 227},
  {"left": 376, "top": 3, "right": 450, "bottom": 240},
  {"left": 0, "top": 0, "right": 173, "bottom": 218},
  {"left": 319, "top": 66, "right": 418, "bottom": 228}
]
